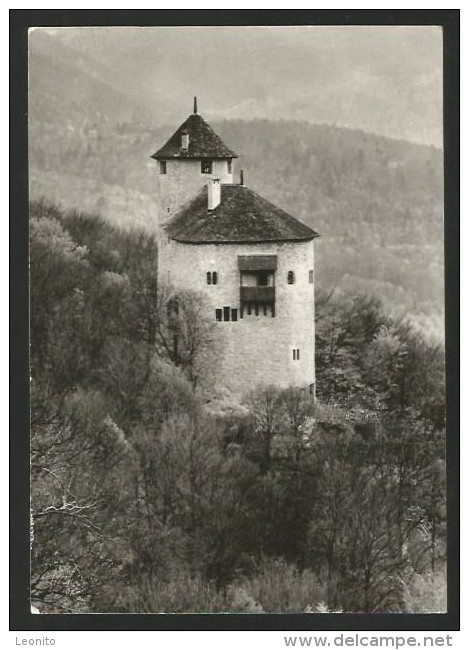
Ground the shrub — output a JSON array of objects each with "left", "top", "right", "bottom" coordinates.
[
  {"left": 226, "top": 586, "right": 264, "bottom": 613},
  {"left": 233, "top": 557, "right": 326, "bottom": 613},
  {"left": 401, "top": 567, "right": 447, "bottom": 613},
  {"left": 108, "top": 573, "right": 227, "bottom": 613}
]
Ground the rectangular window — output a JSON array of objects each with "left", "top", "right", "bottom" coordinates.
[
  {"left": 227, "top": 159, "right": 232, "bottom": 174},
  {"left": 223, "top": 306, "right": 230, "bottom": 321},
  {"left": 201, "top": 160, "right": 213, "bottom": 174},
  {"left": 216, "top": 309, "right": 222, "bottom": 321},
  {"left": 292, "top": 348, "right": 300, "bottom": 361},
  {"left": 159, "top": 160, "right": 167, "bottom": 174},
  {"left": 309, "top": 270, "right": 314, "bottom": 283},
  {"left": 231, "top": 308, "right": 238, "bottom": 321}
]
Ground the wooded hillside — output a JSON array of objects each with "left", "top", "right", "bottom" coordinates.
[
  {"left": 30, "top": 200, "right": 446, "bottom": 613},
  {"left": 29, "top": 117, "right": 444, "bottom": 340}
]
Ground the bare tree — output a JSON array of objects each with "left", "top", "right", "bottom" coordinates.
[
  {"left": 154, "top": 284, "right": 217, "bottom": 390},
  {"left": 245, "top": 386, "right": 283, "bottom": 473}
]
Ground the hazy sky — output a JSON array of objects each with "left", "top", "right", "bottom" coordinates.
[{"left": 36, "top": 25, "right": 443, "bottom": 146}]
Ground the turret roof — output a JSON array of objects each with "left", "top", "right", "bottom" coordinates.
[
  {"left": 152, "top": 113, "right": 238, "bottom": 160},
  {"left": 165, "top": 184, "right": 319, "bottom": 244}
]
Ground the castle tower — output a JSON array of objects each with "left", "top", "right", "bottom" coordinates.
[
  {"left": 152, "top": 100, "right": 319, "bottom": 396},
  {"left": 152, "top": 97, "right": 237, "bottom": 223}
]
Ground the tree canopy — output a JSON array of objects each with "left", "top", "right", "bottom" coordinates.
[{"left": 30, "top": 200, "right": 446, "bottom": 614}]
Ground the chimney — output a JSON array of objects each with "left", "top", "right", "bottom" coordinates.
[
  {"left": 207, "top": 178, "right": 221, "bottom": 210},
  {"left": 181, "top": 130, "right": 189, "bottom": 151},
  {"left": 193, "top": 96, "right": 198, "bottom": 114},
  {"left": 240, "top": 169, "right": 244, "bottom": 186}
]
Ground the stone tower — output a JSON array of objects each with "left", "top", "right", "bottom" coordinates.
[
  {"left": 152, "top": 99, "right": 319, "bottom": 396},
  {"left": 152, "top": 97, "right": 237, "bottom": 223}
]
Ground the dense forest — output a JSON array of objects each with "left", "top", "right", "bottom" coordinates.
[
  {"left": 30, "top": 199, "right": 446, "bottom": 614},
  {"left": 29, "top": 117, "right": 444, "bottom": 341}
]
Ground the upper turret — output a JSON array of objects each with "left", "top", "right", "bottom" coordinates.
[
  {"left": 152, "top": 97, "right": 237, "bottom": 161},
  {"left": 152, "top": 98, "right": 237, "bottom": 220}
]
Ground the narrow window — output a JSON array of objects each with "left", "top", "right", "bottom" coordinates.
[
  {"left": 207, "top": 272, "right": 212, "bottom": 285},
  {"left": 215, "top": 309, "right": 222, "bottom": 321},
  {"left": 231, "top": 308, "right": 238, "bottom": 321},
  {"left": 292, "top": 348, "right": 300, "bottom": 361},
  {"left": 159, "top": 160, "right": 167, "bottom": 174},
  {"left": 227, "top": 159, "right": 233, "bottom": 174},
  {"left": 223, "top": 306, "right": 230, "bottom": 321},
  {"left": 201, "top": 160, "right": 213, "bottom": 174},
  {"left": 293, "top": 349, "right": 296, "bottom": 361},
  {"left": 212, "top": 271, "right": 218, "bottom": 285},
  {"left": 309, "top": 270, "right": 314, "bottom": 283},
  {"left": 287, "top": 271, "right": 295, "bottom": 284}
]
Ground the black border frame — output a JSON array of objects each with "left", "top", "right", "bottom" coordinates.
[{"left": 10, "top": 8, "right": 460, "bottom": 632}]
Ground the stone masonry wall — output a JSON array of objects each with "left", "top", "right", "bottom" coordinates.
[
  {"left": 159, "top": 238, "right": 315, "bottom": 397},
  {"left": 155, "top": 159, "right": 233, "bottom": 226}
]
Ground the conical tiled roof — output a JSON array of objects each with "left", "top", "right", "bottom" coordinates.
[
  {"left": 152, "top": 113, "right": 237, "bottom": 160},
  {"left": 165, "top": 184, "right": 319, "bottom": 244}
]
